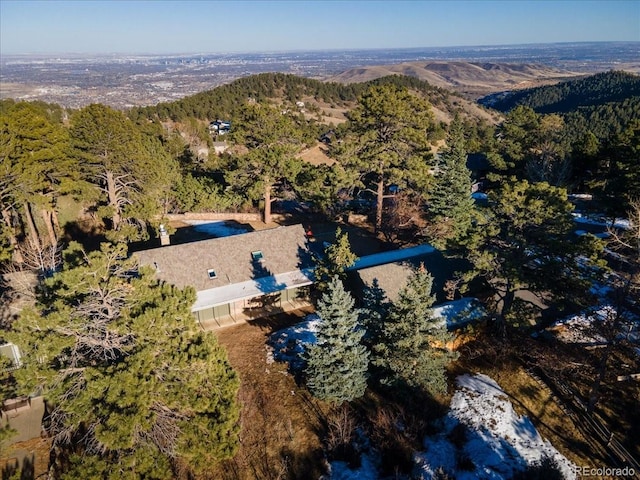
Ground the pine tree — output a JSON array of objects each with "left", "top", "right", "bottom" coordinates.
[
  {"left": 313, "top": 227, "right": 357, "bottom": 293},
  {"left": 1, "top": 101, "right": 76, "bottom": 265},
  {"left": 360, "top": 277, "right": 389, "bottom": 347},
  {"left": 226, "top": 102, "right": 309, "bottom": 224},
  {"left": 334, "top": 84, "right": 434, "bottom": 231},
  {"left": 305, "top": 276, "right": 369, "bottom": 404},
  {"left": 428, "top": 116, "right": 475, "bottom": 243},
  {"left": 373, "top": 265, "right": 458, "bottom": 395},
  {"left": 462, "top": 180, "right": 603, "bottom": 332},
  {"left": 7, "top": 242, "right": 240, "bottom": 478},
  {"left": 69, "top": 104, "right": 180, "bottom": 242}
]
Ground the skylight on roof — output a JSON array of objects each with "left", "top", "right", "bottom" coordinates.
[
  {"left": 207, "top": 269, "right": 218, "bottom": 279},
  {"left": 251, "top": 250, "right": 264, "bottom": 261}
]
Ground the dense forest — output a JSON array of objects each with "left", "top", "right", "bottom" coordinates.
[
  {"left": 1, "top": 69, "right": 639, "bottom": 479},
  {"left": 482, "top": 70, "right": 640, "bottom": 141},
  {"left": 129, "top": 72, "right": 460, "bottom": 124}
]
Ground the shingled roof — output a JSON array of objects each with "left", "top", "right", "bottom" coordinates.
[
  {"left": 347, "top": 244, "right": 470, "bottom": 304},
  {"left": 133, "top": 224, "right": 313, "bottom": 293}
]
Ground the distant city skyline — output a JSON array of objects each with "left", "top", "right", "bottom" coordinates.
[{"left": 1, "top": 0, "right": 638, "bottom": 56}]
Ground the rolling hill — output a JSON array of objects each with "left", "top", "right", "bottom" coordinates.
[{"left": 328, "top": 61, "right": 583, "bottom": 100}]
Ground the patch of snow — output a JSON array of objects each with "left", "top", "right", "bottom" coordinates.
[
  {"left": 432, "top": 297, "right": 487, "bottom": 330},
  {"left": 267, "top": 314, "right": 320, "bottom": 372},
  {"left": 184, "top": 220, "right": 249, "bottom": 237},
  {"left": 268, "top": 299, "right": 485, "bottom": 369},
  {"left": 549, "top": 305, "right": 639, "bottom": 345},
  {"left": 613, "top": 218, "right": 631, "bottom": 230},
  {"left": 571, "top": 213, "right": 630, "bottom": 230},
  {"left": 415, "top": 374, "right": 576, "bottom": 479},
  {"left": 568, "top": 193, "right": 593, "bottom": 201}
]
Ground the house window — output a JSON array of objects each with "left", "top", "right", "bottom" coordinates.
[
  {"left": 207, "top": 269, "right": 217, "bottom": 279},
  {"left": 251, "top": 251, "right": 264, "bottom": 261}
]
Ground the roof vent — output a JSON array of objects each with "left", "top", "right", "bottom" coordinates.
[
  {"left": 251, "top": 250, "right": 264, "bottom": 261},
  {"left": 207, "top": 269, "right": 218, "bottom": 279}
]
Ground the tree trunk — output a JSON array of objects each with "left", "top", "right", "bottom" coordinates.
[
  {"left": 587, "top": 342, "right": 612, "bottom": 414},
  {"left": 42, "top": 208, "right": 58, "bottom": 246},
  {"left": 500, "top": 288, "right": 515, "bottom": 320},
  {"left": 495, "top": 286, "right": 515, "bottom": 337},
  {"left": 51, "top": 207, "right": 61, "bottom": 234},
  {"left": 264, "top": 183, "right": 272, "bottom": 224},
  {"left": 375, "top": 178, "right": 384, "bottom": 232},
  {"left": 1, "top": 208, "right": 23, "bottom": 263},
  {"left": 105, "top": 170, "right": 121, "bottom": 230},
  {"left": 23, "top": 201, "right": 41, "bottom": 250}
]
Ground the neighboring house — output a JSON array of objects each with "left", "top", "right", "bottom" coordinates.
[
  {"left": 1, "top": 343, "right": 45, "bottom": 447},
  {"left": 209, "top": 120, "right": 231, "bottom": 135},
  {"left": 134, "top": 224, "right": 315, "bottom": 329},
  {"left": 346, "top": 245, "right": 484, "bottom": 333},
  {"left": 466, "top": 153, "right": 490, "bottom": 192},
  {"left": 346, "top": 244, "right": 469, "bottom": 304},
  {"left": 0, "top": 343, "right": 22, "bottom": 370}
]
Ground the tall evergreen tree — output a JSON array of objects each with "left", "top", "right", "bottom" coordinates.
[
  {"left": 313, "top": 226, "right": 357, "bottom": 293},
  {"left": 7, "top": 242, "right": 240, "bottom": 478},
  {"left": 360, "top": 278, "right": 389, "bottom": 347},
  {"left": 462, "top": 179, "right": 604, "bottom": 333},
  {"left": 373, "top": 265, "right": 458, "bottom": 395},
  {"left": 428, "top": 117, "right": 475, "bottom": 243},
  {"left": 305, "top": 276, "right": 369, "bottom": 404},
  {"left": 70, "top": 104, "right": 179, "bottom": 242},
  {"left": 334, "top": 84, "right": 434, "bottom": 231},
  {"left": 0, "top": 101, "right": 75, "bottom": 266},
  {"left": 226, "top": 102, "right": 310, "bottom": 223}
]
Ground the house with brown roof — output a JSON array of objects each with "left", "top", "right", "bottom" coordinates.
[
  {"left": 346, "top": 244, "right": 470, "bottom": 304},
  {"left": 134, "top": 224, "right": 314, "bottom": 329}
]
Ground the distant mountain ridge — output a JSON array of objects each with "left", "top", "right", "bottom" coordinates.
[
  {"left": 327, "top": 61, "right": 584, "bottom": 99},
  {"left": 2, "top": 42, "right": 638, "bottom": 108}
]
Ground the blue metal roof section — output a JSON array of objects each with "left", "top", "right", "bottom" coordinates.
[{"left": 348, "top": 244, "right": 437, "bottom": 271}]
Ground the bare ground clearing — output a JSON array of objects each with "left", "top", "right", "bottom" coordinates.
[{"left": 209, "top": 310, "right": 327, "bottom": 480}]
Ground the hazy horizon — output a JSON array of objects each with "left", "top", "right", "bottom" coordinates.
[
  {"left": 1, "top": 0, "right": 638, "bottom": 56},
  {"left": 2, "top": 40, "right": 639, "bottom": 59}
]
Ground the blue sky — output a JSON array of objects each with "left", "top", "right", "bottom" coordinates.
[{"left": 1, "top": 0, "right": 638, "bottom": 55}]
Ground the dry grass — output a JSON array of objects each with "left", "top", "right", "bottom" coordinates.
[
  {"left": 0, "top": 436, "right": 51, "bottom": 479},
  {"left": 455, "top": 331, "right": 640, "bottom": 471},
  {"left": 297, "top": 143, "right": 336, "bottom": 166},
  {"left": 208, "top": 309, "right": 327, "bottom": 480}
]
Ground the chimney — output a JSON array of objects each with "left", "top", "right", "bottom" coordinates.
[{"left": 159, "top": 224, "right": 170, "bottom": 246}]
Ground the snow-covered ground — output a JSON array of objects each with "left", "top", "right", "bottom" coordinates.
[
  {"left": 328, "top": 374, "right": 576, "bottom": 480},
  {"left": 267, "top": 299, "right": 485, "bottom": 371},
  {"left": 571, "top": 212, "right": 630, "bottom": 230},
  {"left": 268, "top": 314, "right": 576, "bottom": 479},
  {"left": 184, "top": 220, "right": 249, "bottom": 237},
  {"left": 267, "top": 314, "right": 320, "bottom": 371},
  {"left": 547, "top": 305, "right": 639, "bottom": 346},
  {"left": 432, "top": 297, "right": 487, "bottom": 330},
  {"left": 415, "top": 374, "right": 576, "bottom": 480}
]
